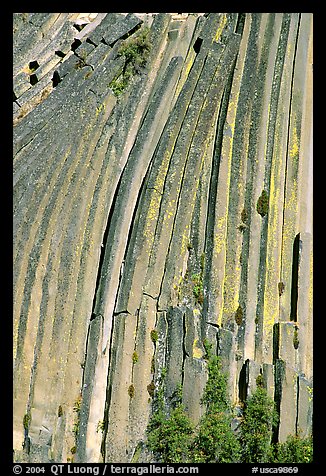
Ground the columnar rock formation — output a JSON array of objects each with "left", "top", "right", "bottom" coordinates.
[{"left": 13, "top": 12, "right": 313, "bottom": 463}]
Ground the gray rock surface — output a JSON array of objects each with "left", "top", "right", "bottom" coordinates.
[{"left": 13, "top": 12, "right": 313, "bottom": 463}]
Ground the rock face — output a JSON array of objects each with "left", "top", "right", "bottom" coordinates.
[{"left": 13, "top": 13, "right": 313, "bottom": 463}]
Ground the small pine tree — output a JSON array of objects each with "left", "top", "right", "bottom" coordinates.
[
  {"left": 201, "top": 353, "right": 230, "bottom": 413},
  {"left": 146, "top": 380, "right": 194, "bottom": 463},
  {"left": 272, "top": 434, "right": 313, "bottom": 463},
  {"left": 193, "top": 411, "right": 241, "bottom": 463},
  {"left": 240, "top": 386, "right": 278, "bottom": 463},
  {"left": 192, "top": 340, "right": 241, "bottom": 462}
]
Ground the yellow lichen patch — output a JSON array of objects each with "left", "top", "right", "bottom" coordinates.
[
  {"left": 214, "top": 14, "right": 227, "bottom": 43},
  {"left": 180, "top": 226, "right": 190, "bottom": 255},
  {"left": 143, "top": 145, "right": 176, "bottom": 247},
  {"left": 262, "top": 153, "right": 283, "bottom": 345},
  {"left": 175, "top": 48, "right": 196, "bottom": 98},
  {"left": 193, "top": 338, "right": 204, "bottom": 359},
  {"left": 285, "top": 179, "right": 298, "bottom": 213},
  {"left": 289, "top": 122, "right": 300, "bottom": 160},
  {"left": 307, "top": 385, "right": 313, "bottom": 402},
  {"left": 143, "top": 192, "right": 161, "bottom": 244},
  {"left": 95, "top": 102, "right": 106, "bottom": 117}
]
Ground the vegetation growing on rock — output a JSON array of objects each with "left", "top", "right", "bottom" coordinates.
[
  {"left": 146, "top": 339, "right": 313, "bottom": 463},
  {"left": 132, "top": 351, "right": 139, "bottom": 364},
  {"left": 257, "top": 189, "right": 269, "bottom": 217},
  {"left": 235, "top": 304, "right": 244, "bottom": 325},
  {"left": 110, "top": 27, "right": 151, "bottom": 96},
  {"left": 128, "top": 384, "right": 135, "bottom": 398},
  {"left": 191, "top": 273, "right": 204, "bottom": 305},
  {"left": 23, "top": 413, "right": 31, "bottom": 431},
  {"left": 240, "top": 386, "right": 278, "bottom": 462},
  {"left": 150, "top": 329, "right": 158, "bottom": 344}
]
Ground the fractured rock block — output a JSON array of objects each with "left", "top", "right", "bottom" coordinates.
[
  {"left": 276, "top": 363, "right": 298, "bottom": 443},
  {"left": 296, "top": 375, "right": 313, "bottom": 438}
]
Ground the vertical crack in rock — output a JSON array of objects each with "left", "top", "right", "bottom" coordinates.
[
  {"left": 90, "top": 172, "right": 124, "bottom": 320},
  {"left": 238, "top": 359, "right": 249, "bottom": 403},
  {"left": 273, "top": 359, "right": 285, "bottom": 443},
  {"left": 235, "top": 13, "right": 246, "bottom": 34},
  {"left": 181, "top": 311, "right": 188, "bottom": 386},
  {"left": 295, "top": 374, "right": 300, "bottom": 435},
  {"left": 290, "top": 233, "right": 301, "bottom": 322},
  {"left": 273, "top": 323, "right": 280, "bottom": 364}
]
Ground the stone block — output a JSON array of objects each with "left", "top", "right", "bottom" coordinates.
[
  {"left": 262, "top": 363, "right": 275, "bottom": 399},
  {"left": 183, "top": 356, "right": 206, "bottom": 425},
  {"left": 102, "top": 313, "right": 137, "bottom": 463},
  {"left": 13, "top": 71, "right": 31, "bottom": 98},
  {"left": 103, "top": 13, "right": 142, "bottom": 46},
  {"left": 296, "top": 375, "right": 313, "bottom": 438},
  {"left": 87, "top": 13, "right": 126, "bottom": 45},
  {"left": 277, "top": 363, "right": 298, "bottom": 442},
  {"left": 165, "top": 307, "right": 185, "bottom": 399},
  {"left": 278, "top": 322, "right": 299, "bottom": 368}
]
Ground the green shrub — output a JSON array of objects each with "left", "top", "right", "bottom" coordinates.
[
  {"left": 193, "top": 411, "right": 241, "bottom": 462},
  {"left": 240, "top": 386, "right": 278, "bottom": 462},
  {"left": 193, "top": 347, "right": 241, "bottom": 462},
  {"left": 192, "top": 273, "right": 204, "bottom": 305},
  {"left": 23, "top": 413, "right": 31, "bottom": 430},
  {"left": 73, "top": 395, "right": 82, "bottom": 413},
  {"left": 147, "top": 379, "right": 194, "bottom": 463},
  {"left": 238, "top": 224, "right": 247, "bottom": 232},
  {"left": 118, "top": 27, "right": 150, "bottom": 69},
  {"left": 97, "top": 420, "right": 105, "bottom": 433},
  {"left": 293, "top": 328, "right": 299, "bottom": 349},
  {"left": 256, "top": 374, "right": 264, "bottom": 388},
  {"left": 151, "top": 356, "right": 155, "bottom": 374},
  {"left": 147, "top": 380, "right": 155, "bottom": 398},
  {"left": 110, "top": 27, "right": 151, "bottom": 96},
  {"left": 235, "top": 305, "right": 243, "bottom": 326},
  {"left": 278, "top": 281, "right": 285, "bottom": 296},
  {"left": 132, "top": 351, "right": 139, "bottom": 364},
  {"left": 128, "top": 384, "right": 135, "bottom": 398},
  {"left": 241, "top": 208, "right": 248, "bottom": 223},
  {"left": 146, "top": 339, "right": 312, "bottom": 464},
  {"left": 201, "top": 354, "right": 230, "bottom": 413},
  {"left": 239, "top": 208, "right": 248, "bottom": 232},
  {"left": 272, "top": 434, "right": 313, "bottom": 463},
  {"left": 150, "top": 329, "right": 158, "bottom": 344},
  {"left": 257, "top": 190, "right": 269, "bottom": 217}
]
